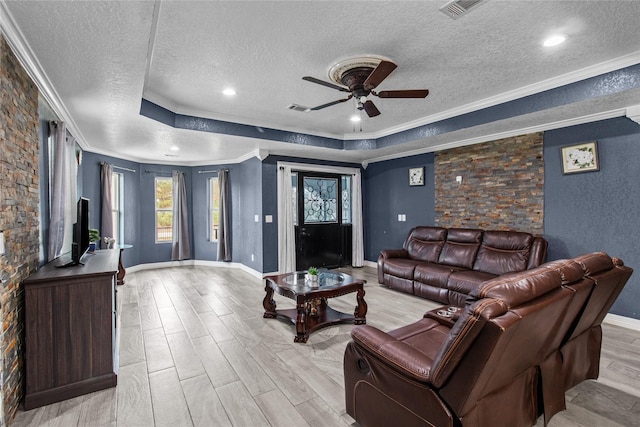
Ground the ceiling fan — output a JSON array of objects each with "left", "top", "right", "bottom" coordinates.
[{"left": 302, "top": 58, "right": 429, "bottom": 117}]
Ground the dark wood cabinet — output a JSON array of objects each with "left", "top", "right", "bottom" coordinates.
[{"left": 23, "top": 250, "right": 120, "bottom": 410}]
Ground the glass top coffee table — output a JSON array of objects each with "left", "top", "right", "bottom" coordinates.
[{"left": 263, "top": 270, "right": 367, "bottom": 343}]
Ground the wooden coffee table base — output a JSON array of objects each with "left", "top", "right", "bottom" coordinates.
[{"left": 263, "top": 285, "right": 367, "bottom": 343}]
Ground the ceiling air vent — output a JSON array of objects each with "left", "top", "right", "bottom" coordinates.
[
  {"left": 440, "top": 0, "right": 486, "bottom": 19},
  {"left": 287, "top": 104, "right": 310, "bottom": 112}
]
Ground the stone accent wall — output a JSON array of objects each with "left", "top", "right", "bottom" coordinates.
[
  {"left": 0, "top": 36, "right": 40, "bottom": 425},
  {"left": 435, "top": 133, "right": 544, "bottom": 234}
]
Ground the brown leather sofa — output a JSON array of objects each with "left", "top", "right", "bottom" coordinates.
[
  {"left": 377, "top": 226, "right": 548, "bottom": 306},
  {"left": 345, "top": 252, "right": 632, "bottom": 427}
]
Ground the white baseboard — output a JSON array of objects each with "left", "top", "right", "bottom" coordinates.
[
  {"left": 603, "top": 313, "right": 640, "bottom": 331},
  {"left": 363, "top": 260, "right": 377, "bottom": 269},
  {"left": 126, "top": 260, "right": 263, "bottom": 280}
]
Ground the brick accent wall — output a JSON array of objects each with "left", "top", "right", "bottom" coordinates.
[
  {"left": 435, "top": 133, "right": 544, "bottom": 234},
  {"left": 0, "top": 35, "right": 40, "bottom": 425}
]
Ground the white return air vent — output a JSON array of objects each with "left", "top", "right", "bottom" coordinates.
[
  {"left": 440, "top": 0, "right": 487, "bottom": 19},
  {"left": 287, "top": 103, "right": 310, "bottom": 112}
]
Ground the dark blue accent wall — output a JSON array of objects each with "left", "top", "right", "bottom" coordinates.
[
  {"left": 234, "top": 157, "right": 263, "bottom": 271},
  {"left": 363, "top": 153, "right": 436, "bottom": 261},
  {"left": 544, "top": 117, "right": 640, "bottom": 319}
]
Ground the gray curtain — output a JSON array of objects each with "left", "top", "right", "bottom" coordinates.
[
  {"left": 217, "top": 169, "right": 231, "bottom": 262},
  {"left": 100, "top": 162, "right": 114, "bottom": 243},
  {"left": 171, "top": 170, "right": 191, "bottom": 261},
  {"left": 47, "top": 121, "right": 76, "bottom": 261}
]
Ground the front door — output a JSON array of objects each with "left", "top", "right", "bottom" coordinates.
[{"left": 295, "top": 173, "right": 352, "bottom": 271}]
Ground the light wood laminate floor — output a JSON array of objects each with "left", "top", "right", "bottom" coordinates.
[{"left": 11, "top": 265, "right": 640, "bottom": 426}]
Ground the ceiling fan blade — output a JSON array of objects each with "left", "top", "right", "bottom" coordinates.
[
  {"left": 375, "top": 89, "right": 429, "bottom": 98},
  {"left": 302, "top": 76, "right": 350, "bottom": 92},
  {"left": 363, "top": 60, "right": 397, "bottom": 90},
  {"left": 362, "top": 100, "right": 381, "bottom": 117},
  {"left": 310, "top": 95, "right": 352, "bottom": 111}
]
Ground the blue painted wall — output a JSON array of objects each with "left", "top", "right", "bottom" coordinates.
[
  {"left": 234, "top": 157, "right": 263, "bottom": 271},
  {"left": 363, "top": 153, "right": 436, "bottom": 261},
  {"left": 544, "top": 117, "right": 640, "bottom": 319}
]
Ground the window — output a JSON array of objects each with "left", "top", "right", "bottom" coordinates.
[
  {"left": 111, "top": 172, "right": 124, "bottom": 243},
  {"left": 341, "top": 175, "right": 352, "bottom": 224},
  {"left": 208, "top": 176, "right": 220, "bottom": 241},
  {"left": 155, "top": 177, "right": 173, "bottom": 242},
  {"left": 303, "top": 177, "right": 338, "bottom": 224}
]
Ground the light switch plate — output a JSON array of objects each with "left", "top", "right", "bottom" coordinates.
[
  {"left": 254, "top": 215, "right": 260, "bottom": 222},
  {"left": 0, "top": 231, "right": 5, "bottom": 255}
]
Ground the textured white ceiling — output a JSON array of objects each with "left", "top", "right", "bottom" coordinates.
[{"left": 2, "top": 1, "right": 640, "bottom": 165}]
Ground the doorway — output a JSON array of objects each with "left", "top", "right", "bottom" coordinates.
[{"left": 294, "top": 172, "right": 352, "bottom": 270}]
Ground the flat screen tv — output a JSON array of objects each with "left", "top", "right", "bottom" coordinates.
[
  {"left": 72, "top": 197, "right": 91, "bottom": 265},
  {"left": 58, "top": 197, "right": 90, "bottom": 267}
]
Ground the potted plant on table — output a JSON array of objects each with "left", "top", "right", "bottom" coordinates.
[
  {"left": 89, "top": 229, "right": 100, "bottom": 252},
  {"left": 306, "top": 267, "right": 319, "bottom": 286}
]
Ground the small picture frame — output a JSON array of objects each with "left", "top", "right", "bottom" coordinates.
[
  {"left": 561, "top": 141, "right": 599, "bottom": 174},
  {"left": 409, "top": 167, "right": 424, "bottom": 186}
]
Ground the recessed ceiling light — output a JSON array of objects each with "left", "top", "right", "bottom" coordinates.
[
  {"left": 170, "top": 145, "right": 179, "bottom": 151},
  {"left": 350, "top": 115, "right": 361, "bottom": 122},
  {"left": 222, "top": 88, "right": 236, "bottom": 96},
  {"left": 543, "top": 35, "right": 566, "bottom": 47}
]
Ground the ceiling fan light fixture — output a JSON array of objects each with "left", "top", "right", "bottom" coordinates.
[{"left": 543, "top": 34, "right": 566, "bottom": 47}]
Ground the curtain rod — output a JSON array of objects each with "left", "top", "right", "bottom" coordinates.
[
  {"left": 100, "top": 162, "right": 136, "bottom": 173},
  {"left": 198, "top": 168, "right": 229, "bottom": 174},
  {"left": 145, "top": 169, "right": 172, "bottom": 174}
]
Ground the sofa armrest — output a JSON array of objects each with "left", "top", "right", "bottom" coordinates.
[
  {"left": 380, "top": 249, "right": 409, "bottom": 259},
  {"left": 377, "top": 249, "right": 409, "bottom": 283},
  {"left": 351, "top": 325, "right": 434, "bottom": 383}
]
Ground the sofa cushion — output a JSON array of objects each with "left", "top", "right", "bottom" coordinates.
[
  {"left": 405, "top": 226, "right": 447, "bottom": 262},
  {"left": 438, "top": 228, "right": 483, "bottom": 269},
  {"left": 447, "top": 270, "right": 497, "bottom": 297},
  {"left": 415, "top": 263, "right": 460, "bottom": 288},
  {"left": 473, "top": 230, "right": 533, "bottom": 275},
  {"left": 383, "top": 258, "right": 419, "bottom": 280}
]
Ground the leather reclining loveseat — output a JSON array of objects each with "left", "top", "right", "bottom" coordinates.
[
  {"left": 378, "top": 226, "right": 548, "bottom": 306},
  {"left": 345, "top": 252, "right": 632, "bottom": 427}
]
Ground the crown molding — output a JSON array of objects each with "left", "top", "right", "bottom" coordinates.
[{"left": 364, "top": 108, "right": 627, "bottom": 165}]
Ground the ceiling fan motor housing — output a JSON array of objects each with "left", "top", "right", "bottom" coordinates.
[{"left": 340, "top": 67, "right": 375, "bottom": 98}]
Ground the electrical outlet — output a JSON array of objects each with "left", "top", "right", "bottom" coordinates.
[
  {"left": 251, "top": 254, "right": 255, "bottom": 262},
  {"left": 0, "top": 231, "right": 5, "bottom": 255}
]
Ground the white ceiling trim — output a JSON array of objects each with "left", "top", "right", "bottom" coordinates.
[
  {"left": 147, "top": 45, "right": 640, "bottom": 144},
  {"left": 0, "top": 2, "right": 88, "bottom": 147},
  {"left": 363, "top": 108, "right": 627, "bottom": 167}
]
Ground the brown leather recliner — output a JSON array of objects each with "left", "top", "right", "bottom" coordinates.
[{"left": 344, "top": 252, "right": 632, "bottom": 427}]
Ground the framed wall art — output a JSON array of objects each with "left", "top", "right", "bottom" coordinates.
[
  {"left": 561, "top": 141, "right": 599, "bottom": 174},
  {"left": 409, "top": 167, "right": 424, "bottom": 186}
]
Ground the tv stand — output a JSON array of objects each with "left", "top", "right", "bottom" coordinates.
[
  {"left": 23, "top": 250, "right": 120, "bottom": 409},
  {"left": 55, "top": 259, "right": 83, "bottom": 268}
]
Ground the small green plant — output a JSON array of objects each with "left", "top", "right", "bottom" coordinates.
[
  {"left": 89, "top": 229, "right": 101, "bottom": 243},
  {"left": 307, "top": 266, "right": 319, "bottom": 276}
]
